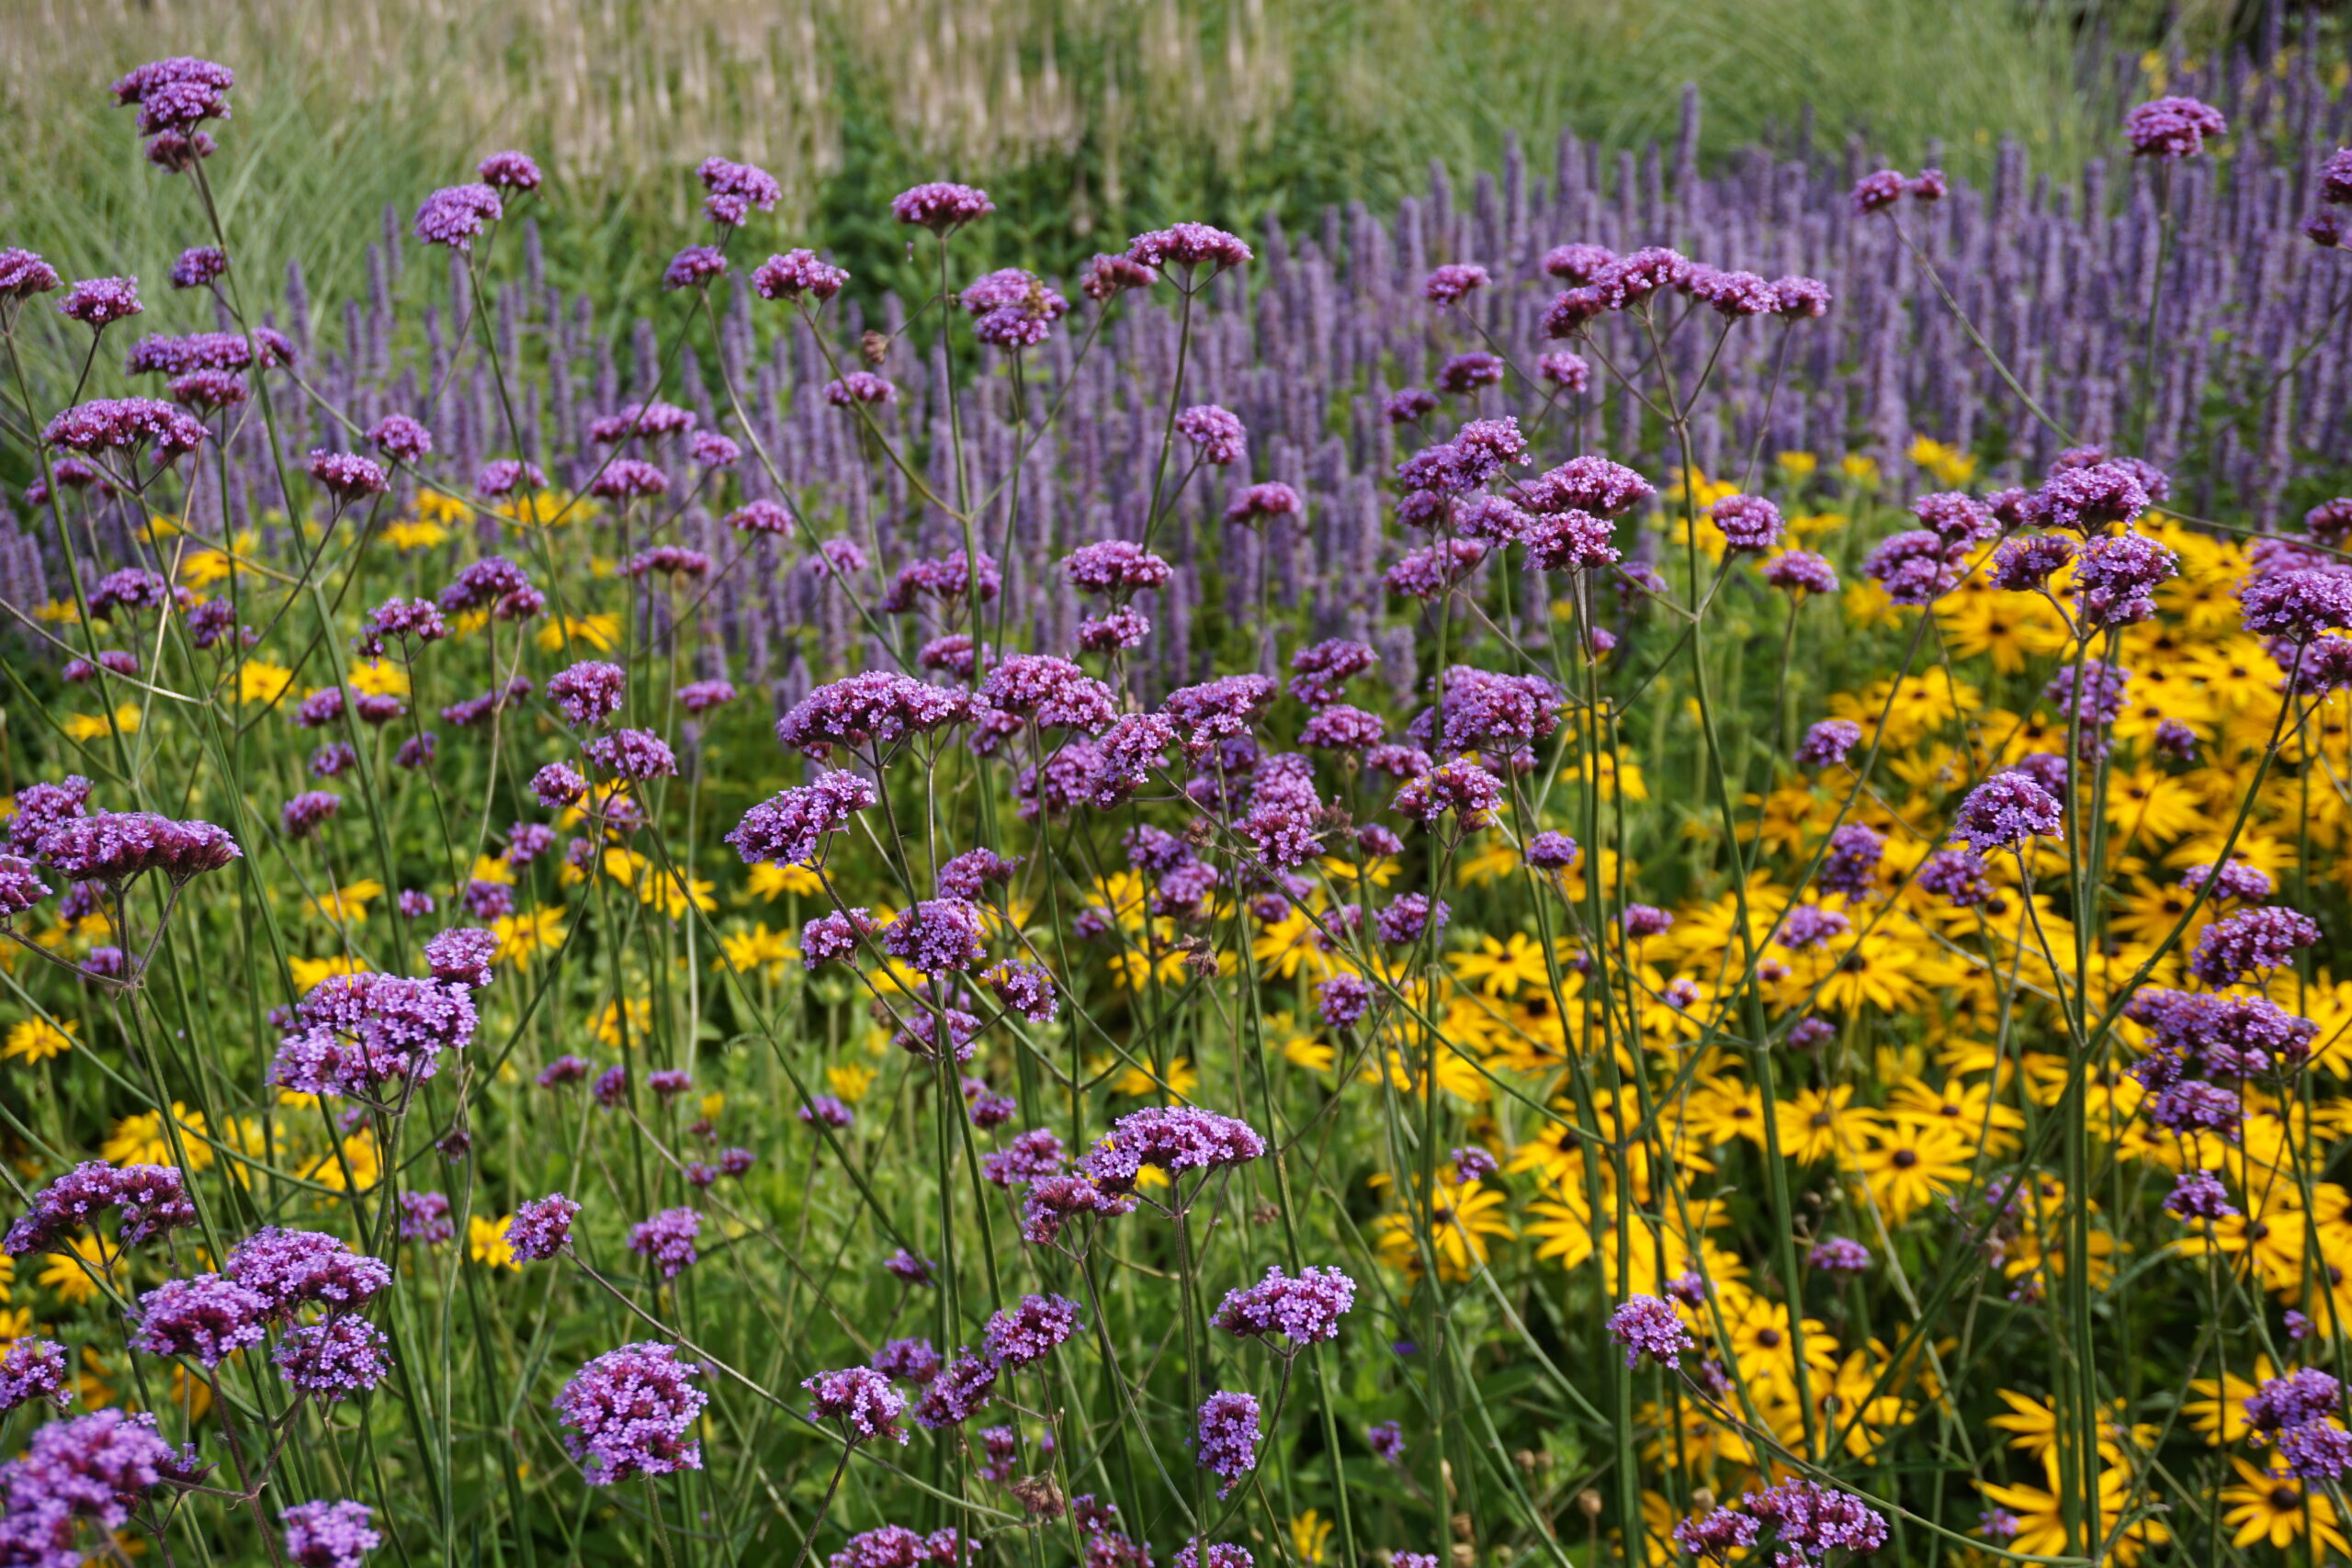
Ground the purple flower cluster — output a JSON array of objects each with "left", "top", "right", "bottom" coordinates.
[
  {"left": 1679, "top": 1480, "right": 1889, "bottom": 1565},
  {"left": 2188, "top": 905, "right": 2322, "bottom": 988},
  {"left": 0, "top": 1339, "right": 71, "bottom": 1414},
  {"left": 1080, "top": 1106, "right": 1266, "bottom": 1194},
  {"left": 628, "top": 1207, "right": 702, "bottom": 1278},
  {"left": 2124, "top": 95, "right": 2228, "bottom": 159},
  {"left": 982, "top": 1293, "right": 1082, "bottom": 1369},
  {"left": 557, "top": 1342, "right": 709, "bottom": 1483},
  {"left": 270, "top": 971, "right": 478, "bottom": 1099},
  {"left": 1607, "top": 1294, "right": 1692, "bottom": 1367},
  {"left": 282, "top": 1499, "right": 382, "bottom": 1568},
  {"left": 0, "top": 1408, "right": 181, "bottom": 1562},
  {"left": 1214, "top": 1266, "right": 1357, "bottom": 1346},
  {"left": 507, "top": 1193, "right": 582, "bottom": 1262},
  {"left": 1194, "top": 1391, "right": 1262, "bottom": 1495},
  {"left": 6, "top": 1160, "right": 196, "bottom": 1255},
  {"left": 805, "top": 1364, "right": 910, "bottom": 1444},
  {"left": 276, "top": 1316, "right": 392, "bottom": 1399},
  {"left": 1950, "top": 773, "right": 2064, "bottom": 852}
]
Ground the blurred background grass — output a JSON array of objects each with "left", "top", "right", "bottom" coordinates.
[{"left": 0, "top": 0, "right": 2279, "bottom": 314}]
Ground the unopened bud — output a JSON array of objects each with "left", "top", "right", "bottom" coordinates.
[
  {"left": 859, "top": 330, "right": 890, "bottom": 367},
  {"left": 1577, "top": 1489, "right": 1604, "bottom": 1520}
]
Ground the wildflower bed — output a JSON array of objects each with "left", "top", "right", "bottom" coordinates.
[{"left": 1, "top": 46, "right": 2351, "bottom": 1568}]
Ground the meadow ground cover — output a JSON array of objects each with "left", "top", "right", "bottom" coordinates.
[{"left": 2, "top": 30, "right": 2352, "bottom": 1568}]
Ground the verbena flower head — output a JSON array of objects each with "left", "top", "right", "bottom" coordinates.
[
  {"left": 892, "top": 182, "right": 994, "bottom": 232},
  {"left": 281, "top": 1498, "right": 382, "bottom": 1568},
  {"left": 270, "top": 973, "right": 477, "bottom": 1099},
  {"left": 224, "top": 1227, "right": 391, "bottom": 1317},
  {"left": 696, "top": 156, "right": 782, "bottom": 225},
  {"left": 2190, "top": 905, "right": 2322, "bottom": 987},
  {"left": 2242, "top": 568, "right": 2352, "bottom": 641},
  {"left": 548, "top": 660, "right": 627, "bottom": 727},
  {"left": 0, "top": 248, "right": 63, "bottom": 301},
  {"left": 5, "top": 1161, "right": 196, "bottom": 1255},
  {"left": 507, "top": 1193, "right": 581, "bottom": 1262},
  {"left": 961, "top": 267, "right": 1070, "bottom": 347},
  {"left": 276, "top": 1316, "right": 392, "bottom": 1400},
  {"left": 1215, "top": 1266, "right": 1357, "bottom": 1346},
  {"left": 1762, "top": 548, "right": 1838, "bottom": 594},
  {"left": 1741, "top": 1479, "right": 1890, "bottom": 1561},
  {"left": 1422, "top": 263, "right": 1489, "bottom": 304},
  {"left": 1708, "top": 493, "right": 1783, "bottom": 552},
  {"left": 477, "top": 150, "right": 542, "bottom": 190},
  {"left": 1125, "top": 222, "right": 1252, "bottom": 274},
  {"left": 1080, "top": 1106, "right": 1265, "bottom": 1194},
  {"left": 2125, "top": 95, "right": 2227, "bottom": 159},
  {"left": 57, "top": 276, "right": 141, "bottom": 327},
  {"left": 2073, "top": 531, "right": 2177, "bottom": 626},
  {"left": 1810, "top": 1236, "right": 1872, "bottom": 1273},
  {"left": 982, "top": 1293, "right": 1082, "bottom": 1369},
  {"left": 477, "top": 458, "right": 547, "bottom": 495},
  {"left": 1175, "top": 404, "right": 1247, "bottom": 466},
  {"left": 1849, "top": 169, "right": 1907, "bottom": 213},
  {"left": 1861, "top": 528, "right": 1962, "bottom": 605},
  {"left": 628, "top": 1208, "right": 701, "bottom": 1279},
  {"left": 2163, "top": 1168, "right": 2237, "bottom": 1221},
  {"left": 128, "top": 1273, "right": 271, "bottom": 1366},
  {"left": 44, "top": 397, "right": 208, "bottom": 459},
  {"left": 1951, "top": 772, "right": 2064, "bottom": 851},
  {"left": 1194, "top": 1391, "right": 1261, "bottom": 1495},
  {"left": 414, "top": 184, "right": 503, "bottom": 250},
  {"left": 1608, "top": 1293, "right": 1692, "bottom": 1367},
  {"left": 556, "top": 1342, "right": 708, "bottom": 1483},
  {"left": 1911, "top": 491, "right": 1996, "bottom": 548},
  {"left": 0, "top": 1337, "right": 70, "bottom": 1416},
  {"left": 2039, "top": 461, "right": 2151, "bottom": 533},
  {"left": 754, "top": 249, "right": 848, "bottom": 302},
  {"left": 825, "top": 371, "right": 898, "bottom": 405},
  {"left": 35, "top": 810, "right": 242, "bottom": 885},
  {"left": 805, "top": 1365, "right": 910, "bottom": 1444},
  {"left": 0, "top": 1407, "right": 177, "bottom": 1541},
  {"left": 662, "top": 244, "right": 728, "bottom": 290},
  {"left": 776, "top": 673, "right": 968, "bottom": 758}
]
